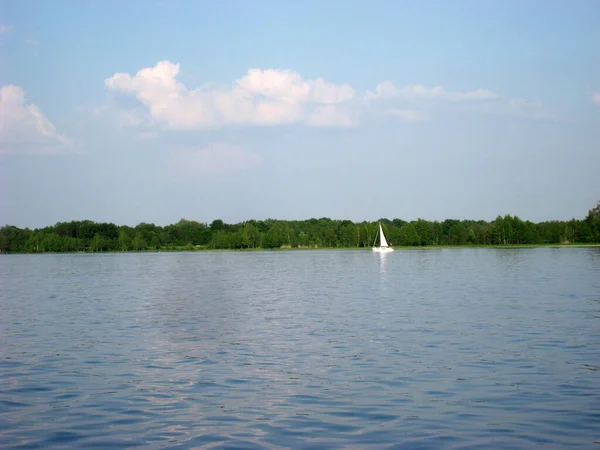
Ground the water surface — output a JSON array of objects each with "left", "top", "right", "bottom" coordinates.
[{"left": 1, "top": 248, "right": 599, "bottom": 448}]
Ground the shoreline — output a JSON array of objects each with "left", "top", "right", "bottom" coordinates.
[{"left": 2, "top": 243, "right": 599, "bottom": 255}]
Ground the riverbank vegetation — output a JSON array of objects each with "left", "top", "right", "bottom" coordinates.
[{"left": 1, "top": 203, "right": 599, "bottom": 253}]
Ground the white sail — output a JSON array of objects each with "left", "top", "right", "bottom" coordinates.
[
  {"left": 379, "top": 223, "right": 389, "bottom": 247},
  {"left": 373, "top": 222, "right": 394, "bottom": 252}
]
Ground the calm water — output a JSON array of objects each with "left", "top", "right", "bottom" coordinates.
[{"left": 1, "top": 248, "right": 599, "bottom": 449}]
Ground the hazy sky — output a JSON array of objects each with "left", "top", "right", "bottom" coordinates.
[{"left": 1, "top": 0, "right": 599, "bottom": 228}]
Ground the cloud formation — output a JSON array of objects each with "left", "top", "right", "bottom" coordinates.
[
  {"left": 105, "top": 61, "right": 356, "bottom": 129},
  {"left": 593, "top": 92, "right": 600, "bottom": 107},
  {"left": 365, "top": 81, "right": 500, "bottom": 102},
  {"left": 0, "top": 85, "right": 73, "bottom": 154},
  {"left": 105, "top": 61, "right": 550, "bottom": 130},
  {"left": 0, "top": 24, "right": 13, "bottom": 35},
  {"left": 168, "top": 143, "right": 262, "bottom": 180}
]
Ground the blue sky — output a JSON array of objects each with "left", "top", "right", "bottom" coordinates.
[{"left": 1, "top": 0, "right": 599, "bottom": 228}]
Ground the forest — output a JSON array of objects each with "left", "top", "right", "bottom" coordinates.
[{"left": 1, "top": 202, "right": 599, "bottom": 253}]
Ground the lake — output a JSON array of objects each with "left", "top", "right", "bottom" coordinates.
[{"left": 1, "top": 248, "right": 599, "bottom": 449}]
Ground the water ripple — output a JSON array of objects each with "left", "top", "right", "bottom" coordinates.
[{"left": 1, "top": 249, "right": 599, "bottom": 448}]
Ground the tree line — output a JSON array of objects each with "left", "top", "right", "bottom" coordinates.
[{"left": 1, "top": 202, "right": 599, "bottom": 253}]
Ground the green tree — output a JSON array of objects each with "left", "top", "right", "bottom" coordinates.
[
  {"left": 242, "top": 221, "right": 260, "bottom": 248},
  {"left": 398, "top": 224, "right": 420, "bottom": 246},
  {"left": 118, "top": 228, "right": 132, "bottom": 251},
  {"left": 132, "top": 232, "right": 147, "bottom": 251},
  {"left": 262, "top": 222, "right": 287, "bottom": 248},
  {"left": 338, "top": 223, "right": 357, "bottom": 247},
  {"left": 414, "top": 218, "right": 433, "bottom": 246},
  {"left": 210, "top": 230, "right": 230, "bottom": 248},
  {"left": 586, "top": 201, "right": 600, "bottom": 243},
  {"left": 210, "top": 219, "right": 225, "bottom": 232},
  {"left": 448, "top": 223, "right": 468, "bottom": 245}
]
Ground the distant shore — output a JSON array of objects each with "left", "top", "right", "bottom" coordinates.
[
  {"left": 2, "top": 208, "right": 599, "bottom": 253},
  {"left": 2, "top": 243, "right": 599, "bottom": 255}
]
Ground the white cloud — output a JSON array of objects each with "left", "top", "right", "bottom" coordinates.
[
  {"left": 168, "top": 143, "right": 262, "bottom": 180},
  {"left": 0, "top": 85, "right": 74, "bottom": 154},
  {"left": 386, "top": 109, "right": 428, "bottom": 123},
  {"left": 593, "top": 92, "right": 600, "bottom": 107},
  {"left": 0, "top": 24, "right": 13, "bottom": 35},
  {"left": 366, "top": 81, "right": 555, "bottom": 121},
  {"left": 104, "top": 61, "right": 550, "bottom": 129},
  {"left": 365, "top": 81, "right": 500, "bottom": 102},
  {"left": 105, "top": 61, "right": 356, "bottom": 129}
]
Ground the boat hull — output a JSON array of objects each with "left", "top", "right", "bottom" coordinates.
[{"left": 372, "top": 247, "right": 394, "bottom": 253}]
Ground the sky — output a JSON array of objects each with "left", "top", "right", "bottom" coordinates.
[{"left": 1, "top": 0, "right": 599, "bottom": 228}]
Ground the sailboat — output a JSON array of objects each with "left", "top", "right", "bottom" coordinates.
[{"left": 372, "top": 222, "right": 394, "bottom": 253}]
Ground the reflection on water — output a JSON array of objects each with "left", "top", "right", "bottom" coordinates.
[
  {"left": 377, "top": 250, "right": 388, "bottom": 281},
  {"left": 1, "top": 248, "right": 599, "bottom": 449}
]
